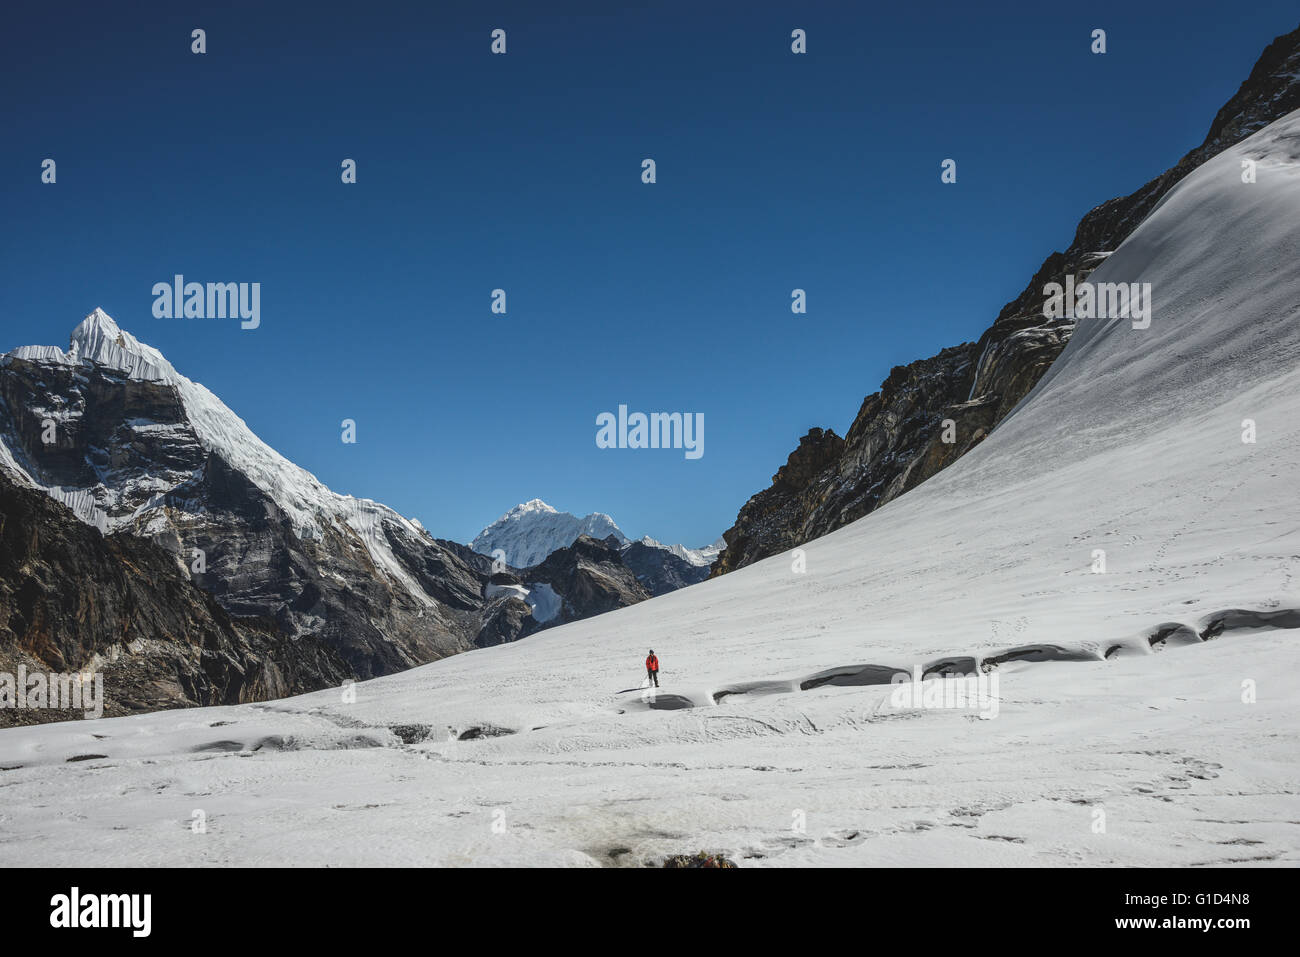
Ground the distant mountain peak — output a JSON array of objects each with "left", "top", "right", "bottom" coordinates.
[
  {"left": 514, "top": 498, "right": 557, "bottom": 514},
  {"left": 471, "top": 499, "right": 722, "bottom": 571},
  {"left": 471, "top": 501, "right": 627, "bottom": 569},
  {"left": 636, "top": 534, "right": 724, "bottom": 568}
]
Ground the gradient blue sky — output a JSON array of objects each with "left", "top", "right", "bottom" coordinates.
[{"left": 3, "top": 1, "right": 1296, "bottom": 546}]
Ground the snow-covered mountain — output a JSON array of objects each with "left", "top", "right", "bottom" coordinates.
[
  {"left": 0, "top": 314, "right": 668, "bottom": 709},
  {"left": 471, "top": 499, "right": 627, "bottom": 568},
  {"left": 0, "top": 310, "right": 537, "bottom": 692},
  {"left": 471, "top": 499, "right": 722, "bottom": 570},
  {"left": 5, "top": 96, "right": 1299, "bottom": 865},
  {"left": 635, "top": 535, "right": 724, "bottom": 568},
  {"left": 4, "top": 310, "right": 433, "bottom": 593}
]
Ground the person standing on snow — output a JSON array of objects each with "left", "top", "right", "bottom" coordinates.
[{"left": 645, "top": 650, "right": 660, "bottom": 687}]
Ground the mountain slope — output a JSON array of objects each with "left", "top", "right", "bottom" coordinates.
[
  {"left": 711, "top": 22, "right": 1300, "bottom": 576},
  {"left": 3, "top": 107, "right": 1297, "bottom": 865},
  {"left": 0, "top": 468, "right": 344, "bottom": 725}
]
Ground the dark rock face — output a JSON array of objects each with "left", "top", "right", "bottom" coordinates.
[
  {"left": 712, "top": 346, "right": 1000, "bottom": 575},
  {"left": 996, "top": 25, "right": 1300, "bottom": 331},
  {"left": 712, "top": 23, "right": 1300, "bottom": 577},
  {"left": 775, "top": 428, "right": 846, "bottom": 491},
  {"left": 0, "top": 469, "right": 352, "bottom": 726},
  {"left": 474, "top": 596, "right": 537, "bottom": 649},
  {"left": 0, "top": 357, "right": 201, "bottom": 519},
  {"left": 522, "top": 535, "right": 652, "bottom": 629},
  {"left": 619, "top": 541, "right": 710, "bottom": 595}
]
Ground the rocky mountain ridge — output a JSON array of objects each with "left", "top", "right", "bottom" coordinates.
[{"left": 710, "top": 22, "right": 1300, "bottom": 577}]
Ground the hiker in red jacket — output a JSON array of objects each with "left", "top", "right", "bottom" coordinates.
[{"left": 645, "top": 650, "right": 660, "bottom": 687}]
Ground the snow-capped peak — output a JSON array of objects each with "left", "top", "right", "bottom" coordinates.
[
  {"left": 67, "top": 308, "right": 175, "bottom": 381},
  {"left": 471, "top": 501, "right": 627, "bottom": 568},
  {"left": 72, "top": 307, "right": 123, "bottom": 346},
  {"left": 471, "top": 500, "right": 723, "bottom": 570},
  {"left": 74, "top": 306, "right": 120, "bottom": 340},
  {"left": 3, "top": 309, "right": 439, "bottom": 606},
  {"left": 636, "top": 535, "right": 725, "bottom": 567}
]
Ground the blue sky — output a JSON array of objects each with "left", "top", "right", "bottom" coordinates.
[{"left": 2, "top": 1, "right": 1296, "bottom": 546}]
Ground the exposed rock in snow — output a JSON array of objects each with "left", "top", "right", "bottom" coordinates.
[
  {"left": 620, "top": 539, "right": 712, "bottom": 595},
  {"left": 518, "top": 534, "right": 652, "bottom": 629}
]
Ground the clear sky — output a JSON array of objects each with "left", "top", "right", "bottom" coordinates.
[{"left": 2, "top": 1, "right": 1296, "bottom": 546}]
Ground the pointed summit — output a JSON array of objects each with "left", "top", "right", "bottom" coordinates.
[
  {"left": 74, "top": 306, "right": 122, "bottom": 338},
  {"left": 70, "top": 308, "right": 126, "bottom": 356},
  {"left": 67, "top": 308, "right": 174, "bottom": 381}
]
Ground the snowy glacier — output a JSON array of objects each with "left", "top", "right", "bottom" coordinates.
[{"left": 1, "top": 110, "right": 1298, "bottom": 867}]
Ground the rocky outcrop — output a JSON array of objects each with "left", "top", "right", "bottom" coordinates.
[
  {"left": 474, "top": 595, "right": 538, "bottom": 649},
  {"left": 619, "top": 540, "right": 710, "bottom": 595},
  {"left": 0, "top": 469, "right": 353, "bottom": 726},
  {"left": 712, "top": 23, "right": 1300, "bottom": 577},
  {"left": 521, "top": 535, "right": 652, "bottom": 629},
  {"left": 712, "top": 349, "right": 1004, "bottom": 575}
]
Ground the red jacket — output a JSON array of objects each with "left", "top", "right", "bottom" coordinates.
[{"left": 646, "top": 655, "right": 659, "bottom": 672}]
